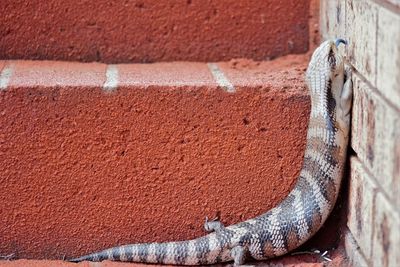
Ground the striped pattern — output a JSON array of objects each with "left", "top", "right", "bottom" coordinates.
[{"left": 69, "top": 40, "right": 352, "bottom": 266}]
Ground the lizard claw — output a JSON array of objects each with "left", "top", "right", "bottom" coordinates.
[
  {"left": 315, "top": 250, "right": 332, "bottom": 262},
  {"left": 291, "top": 249, "right": 332, "bottom": 262},
  {"left": 204, "top": 215, "right": 224, "bottom": 232}
]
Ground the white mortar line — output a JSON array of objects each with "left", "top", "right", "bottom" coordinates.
[
  {"left": 0, "top": 63, "right": 13, "bottom": 90},
  {"left": 103, "top": 64, "right": 118, "bottom": 91},
  {"left": 207, "top": 63, "right": 235, "bottom": 93}
]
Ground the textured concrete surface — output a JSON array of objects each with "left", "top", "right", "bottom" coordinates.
[
  {"left": 0, "top": 0, "right": 310, "bottom": 63},
  {"left": 0, "top": 56, "right": 313, "bottom": 259}
]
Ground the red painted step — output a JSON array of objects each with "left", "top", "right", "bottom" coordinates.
[
  {"left": 0, "top": 55, "right": 319, "bottom": 260},
  {"left": 0, "top": 0, "right": 311, "bottom": 63}
]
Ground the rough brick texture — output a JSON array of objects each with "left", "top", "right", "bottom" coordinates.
[
  {"left": 0, "top": 56, "right": 313, "bottom": 259},
  {"left": 351, "top": 75, "right": 400, "bottom": 206},
  {"left": 343, "top": 229, "right": 369, "bottom": 267},
  {"left": 372, "top": 193, "right": 400, "bottom": 267},
  {"left": 321, "top": 0, "right": 400, "bottom": 266},
  {"left": 0, "top": 0, "right": 310, "bottom": 63},
  {"left": 347, "top": 157, "right": 377, "bottom": 259}
]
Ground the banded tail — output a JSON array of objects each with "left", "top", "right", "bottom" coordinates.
[{"left": 70, "top": 232, "right": 234, "bottom": 265}]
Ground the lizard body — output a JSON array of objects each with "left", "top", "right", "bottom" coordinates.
[{"left": 70, "top": 39, "right": 353, "bottom": 266}]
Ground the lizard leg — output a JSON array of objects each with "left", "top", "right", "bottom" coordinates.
[
  {"left": 204, "top": 216, "right": 225, "bottom": 232},
  {"left": 340, "top": 66, "right": 353, "bottom": 117},
  {"left": 231, "top": 246, "right": 247, "bottom": 266}
]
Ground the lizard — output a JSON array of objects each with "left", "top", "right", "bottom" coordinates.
[{"left": 69, "top": 39, "right": 353, "bottom": 266}]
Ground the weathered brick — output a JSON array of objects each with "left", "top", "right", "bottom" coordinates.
[
  {"left": 385, "top": 0, "right": 400, "bottom": 8},
  {"left": 351, "top": 74, "right": 400, "bottom": 207},
  {"left": 321, "top": 1, "right": 400, "bottom": 266},
  {"left": 345, "top": 0, "right": 378, "bottom": 85},
  {"left": 343, "top": 229, "right": 370, "bottom": 267},
  {"left": 377, "top": 6, "right": 400, "bottom": 109},
  {"left": 347, "top": 157, "right": 377, "bottom": 259},
  {"left": 372, "top": 193, "right": 400, "bottom": 267},
  {"left": 320, "top": 0, "right": 346, "bottom": 40}
]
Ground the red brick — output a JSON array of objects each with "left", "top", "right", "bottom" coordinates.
[
  {"left": 308, "top": 0, "right": 321, "bottom": 51},
  {"left": 0, "top": 58, "right": 311, "bottom": 259},
  {"left": 0, "top": 1, "right": 310, "bottom": 63},
  {"left": 347, "top": 157, "right": 377, "bottom": 259},
  {"left": 216, "top": 54, "right": 308, "bottom": 91},
  {"left": 117, "top": 62, "right": 217, "bottom": 87},
  {"left": 343, "top": 229, "right": 369, "bottom": 267},
  {"left": 8, "top": 61, "right": 106, "bottom": 88}
]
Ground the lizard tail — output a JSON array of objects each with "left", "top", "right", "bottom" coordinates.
[{"left": 69, "top": 234, "right": 230, "bottom": 265}]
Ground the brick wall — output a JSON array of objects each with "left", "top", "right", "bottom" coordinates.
[{"left": 321, "top": 0, "right": 400, "bottom": 266}]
